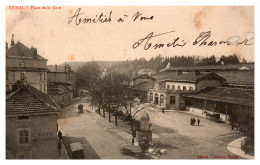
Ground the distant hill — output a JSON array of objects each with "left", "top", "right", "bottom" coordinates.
[{"left": 61, "top": 61, "right": 122, "bottom": 71}]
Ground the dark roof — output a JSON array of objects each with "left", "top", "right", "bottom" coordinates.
[
  {"left": 48, "top": 84, "right": 72, "bottom": 95},
  {"left": 133, "top": 74, "right": 155, "bottom": 81},
  {"left": 151, "top": 72, "right": 226, "bottom": 83},
  {"left": 6, "top": 83, "right": 60, "bottom": 116},
  {"left": 186, "top": 87, "right": 254, "bottom": 107},
  {"left": 162, "top": 63, "right": 254, "bottom": 71},
  {"left": 6, "top": 42, "right": 46, "bottom": 60},
  {"left": 214, "top": 70, "right": 254, "bottom": 86},
  {"left": 47, "top": 65, "right": 67, "bottom": 72}
]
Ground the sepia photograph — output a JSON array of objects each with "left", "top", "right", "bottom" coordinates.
[{"left": 5, "top": 5, "right": 254, "bottom": 159}]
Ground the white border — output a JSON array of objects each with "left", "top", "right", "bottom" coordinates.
[{"left": 1, "top": 0, "right": 258, "bottom": 165}]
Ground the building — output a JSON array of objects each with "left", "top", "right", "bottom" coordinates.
[
  {"left": 148, "top": 71, "right": 225, "bottom": 110},
  {"left": 6, "top": 81, "right": 60, "bottom": 159},
  {"left": 6, "top": 34, "right": 48, "bottom": 94},
  {"left": 47, "top": 64, "right": 75, "bottom": 106},
  {"left": 160, "top": 62, "right": 254, "bottom": 89},
  {"left": 185, "top": 87, "right": 254, "bottom": 121},
  {"left": 133, "top": 62, "right": 254, "bottom": 122}
]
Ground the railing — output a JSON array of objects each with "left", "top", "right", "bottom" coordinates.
[{"left": 6, "top": 66, "right": 47, "bottom": 72}]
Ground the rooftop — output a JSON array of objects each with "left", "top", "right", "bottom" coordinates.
[
  {"left": 6, "top": 42, "right": 46, "bottom": 60},
  {"left": 186, "top": 87, "right": 254, "bottom": 107},
  {"left": 151, "top": 72, "right": 226, "bottom": 83},
  {"left": 161, "top": 63, "right": 254, "bottom": 72},
  {"left": 48, "top": 83, "right": 72, "bottom": 95},
  {"left": 6, "top": 83, "right": 60, "bottom": 116}
]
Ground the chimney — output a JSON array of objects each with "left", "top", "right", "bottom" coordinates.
[
  {"left": 55, "top": 64, "right": 57, "bottom": 82},
  {"left": 194, "top": 70, "right": 200, "bottom": 76},
  {"left": 11, "top": 34, "right": 14, "bottom": 46},
  {"left": 176, "top": 70, "right": 182, "bottom": 75},
  {"left": 31, "top": 46, "right": 38, "bottom": 58},
  {"left": 12, "top": 80, "right": 25, "bottom": 92},
  {"left": 6, "top": 42, "right": 8, "bottom": 50}
]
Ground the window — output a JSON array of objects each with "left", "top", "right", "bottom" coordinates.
[
  {"left": 149, "top": 93, "right": 153, "bottom": 103},
  {"left": 172, "top": 85, "right": 175, "bottom": 89},
  {"left": 17, "top": 128, "right": 31, "bottom": 145},
  {"left": 40, "top": 84, "right": 42, "bottom": 91},
  {"left": 44, "top": 73, "right": 46, "bottom": 81},
  {"left": 170, "top": 96, "right": 175, "bottom": 105},
  {"left": 183, "top": 86, "right": 186, "bottom": 91},
  {"left": 20, "top": 62, "right": 25, "bottom": 68},
  {"left": 6, "top": 72, "right": 9, "bottom": 80},
  {"left": 160, "top": 94, "right": 164, "bottom": 105},
  {"left": 167, "top": 85, "right": 170, "bottom": 89},
  {"left": 40, "top": 73, "right": 42, "bottom": 81},
  {"left": 177, "top": 85, "right": 180, "bottom": 90},
  {"left": 13, "top": 72, "right": 15, "bottom": 81},
  {"left": 18, "top": 116, "right": 30, "bottom": 120},
  {"left": 189, "top": 86, "right": 193, "bottom": 90},
  {"left": 44, "top": 84, "right": 46, "bottom": 92},
  {"left": 20, "top": 73, "right": 25, "bottom": 80}
]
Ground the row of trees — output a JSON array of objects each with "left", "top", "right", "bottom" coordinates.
[
  {"left": 90, "top": 69, "right": 134, "bottom": 126},
  {"left": 74, "top": 62, "right": 137, "bottom": 126},
  {"left": 110, "top": 54, "right": 246, "bottom": 76}
]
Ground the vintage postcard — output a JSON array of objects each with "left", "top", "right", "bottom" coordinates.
[{"left": 5, "top": 6, "right": 254, "bottom": 159}]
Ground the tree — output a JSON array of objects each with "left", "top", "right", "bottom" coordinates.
[{"left": 75, "top": 61, "right": 101, "bottom": 91}]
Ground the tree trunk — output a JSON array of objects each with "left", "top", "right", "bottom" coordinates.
[
  {"left": 115, "top": 108, "right": 118, "bottom": 126},
  {"left": 108, "top": 106, "right": 111, "bottom": 122},
  {"left": 103, "top": 107, "right": 105, "bottom": 118}
]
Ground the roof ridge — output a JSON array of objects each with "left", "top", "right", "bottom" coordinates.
[{"left": 24, "top": 84, "right": 59, "bottom": 111}]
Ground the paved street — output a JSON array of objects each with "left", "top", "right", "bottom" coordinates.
[
  {"left": 58, "top": 98, "right": 134, "bottom": 159},
  {"left": 58, "top": 97, "right": 243, "bottom": 159}
]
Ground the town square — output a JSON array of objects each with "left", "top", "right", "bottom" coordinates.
[{"left": 5, "top": 6, "right": 254, "bottom": 160}]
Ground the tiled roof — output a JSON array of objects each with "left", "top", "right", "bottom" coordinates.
[
  {"left": 186, "top": 87, "right": 254, "bottom": 107},
  {"left": 214, "top": 70, "right": 254, "bottom": 86},
  {"left": 151, "top": 72, "right": 225, "bottom": 83},
  {"left": 6, "top": 42, "right": 46, "bottom": 60},
  {"left": 48, "top": 84, "right": 72, "bottom": 95},
  {"left": 6, "top": 83, "right": 60, "bottom": 116}
]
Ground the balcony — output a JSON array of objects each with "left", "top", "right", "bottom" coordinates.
[{"left": 6, "top": 66, "right": 47, "bottom": 72}]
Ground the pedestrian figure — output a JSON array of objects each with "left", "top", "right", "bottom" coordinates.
[
  {"left": 190, "top": 117, "right": 193, "bottom": 125},
  {"left": 162, "top": 108, "right": 165, "bottom": 113},
  {"left": 57, "top": 130, "right": 62, "bottom": 142},
  {"left": 197, "top": 118, "right": 200, "bottom": 126},
  {"left": 57, "top": 142, "right": 61, "bottom": 154}
]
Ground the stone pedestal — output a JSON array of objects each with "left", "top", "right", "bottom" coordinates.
[{"left": 136, "top": 131, "right": 152, "bottom": 144}]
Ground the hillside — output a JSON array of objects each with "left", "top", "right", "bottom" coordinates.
[{"left": 61, "top": 61, "right": 122, "bottom": 71}]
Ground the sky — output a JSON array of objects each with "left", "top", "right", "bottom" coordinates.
[{"left": 6, "top": 6, "right": 254, "bottom": 65}]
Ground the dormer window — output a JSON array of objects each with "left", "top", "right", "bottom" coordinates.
[
  {"left": 177, "top": 85, "right": 180, "bottom": 90},
  {"left": 183, "top": 86, "right": 186, "bottom": 91},
  {"left": 172, "top": 85, "right": 175, "bottom": 89}
]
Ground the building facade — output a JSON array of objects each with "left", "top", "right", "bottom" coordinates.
[
  {"left": 47, "top": 64, "right": 75, "bottom": 106},
  {"left": 6, "top": 35, "right": 48, "bottom": 94},
  {"left": 6, "top": 81, "right": 60, "bottom": 159},
  {"left": 148, "top": 71, "right": 225, "bottom": 110}
]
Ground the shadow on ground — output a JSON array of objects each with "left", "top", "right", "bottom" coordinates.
[{"left": 63, "top": 136, "right": 100, "bottom": 159}]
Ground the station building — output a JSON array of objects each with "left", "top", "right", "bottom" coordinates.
[
  {"left": 6, "top": 81, "right": 60, "bottom": 159},
  {"left": 133, "top": 62, "right": 254, "bottom": 121}
]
